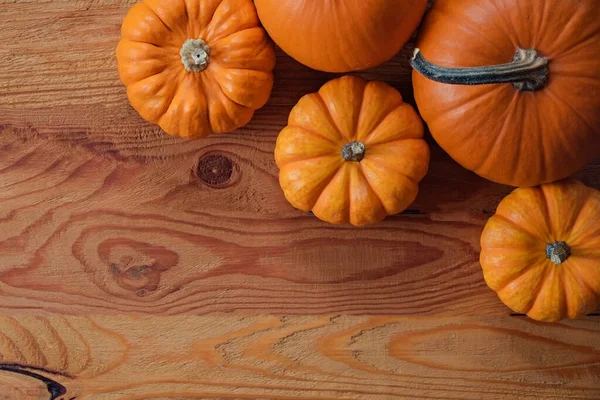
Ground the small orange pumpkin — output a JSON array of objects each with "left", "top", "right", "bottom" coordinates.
[
  {"left": 116, "top": 0, "right": 276, "bottom": 139},
  {"left": 275, "top": 76, "right": 430, "bottom": 226},
  {"left": 255, "top": 0, "right": 428, "bottom": 73},
  {"left": 480, "top": 179, "right": 600, "bottom": 322},
  {"left": 412, "top": 0, "right": 600, "bottom": 186}
]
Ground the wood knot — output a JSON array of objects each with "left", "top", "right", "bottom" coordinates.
[
  {"left": 100, "top": 239, "right": 179, "bottom": 298},
  {"left": 197, "top": 154, "right": 234, "bottom": 187}
]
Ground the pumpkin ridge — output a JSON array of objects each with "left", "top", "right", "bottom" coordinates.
[
  {"left": 492, "top": 257, "right": 543, "bottom": 295},
  {"left": 158, "top": 72, "right": 207, "bottom": 136},
  {"left": 201, "top": 0, "right": 230, "bottom": 40},
  {"left": 490, "top": 214, "right": 542, "bottom": 243},
  {"left": 568, "top": 194, "right": 600, "bottom": 246},
  {"left": 355, "top": 83, "right": 370, "bottom": 139},
  {"left": 212, "top": 68, "right": 273, "bottom": 108},
  {"left": 507, "top": 98, "right": 526, "bottom": 180},
  {"left": 117, "top": 43, "right": 173, "bottom": 86},
  {"left": 127, "top": 67, "right": 180, "bottom": 123},
  {"left": 203, "top": 69, "right": 252, "bottom": 114},
  {"left": 565, "top": 260, "right": 600, "bottom": 299},
  {"left": 362, "top": 104, "right": 415, "bottom": 145},
  {"left": 533, "top": 0, "right": 549, "bottom": 46},
  {"left": 141, "top": 1, "right": 175, "bottom": 35},
  {"left": 312, "top": 163, "right": 350, "bottom": 223},
  {"left": 120, "top": 39, "right": 164, "bottom": 50},
  {"left": 365, "top": 138, "right": 423, "bottom": 151},
  {"left": 313, "top": 92, "right": 346, "bottom": 142},
  {"left": 285, "top": 126, "right": 341, "bottom": 148},
  {"left": 181, "top": 0, "right": 190, "bottom": 26},
  {"left": 559, "top": 266, "right": 583, "bottom": 320},
  {"left": 483, "top": 0, "right": 519, "bottom": 49},
  {"left": 308, "top": 161, "right": 345, "bottom": 212},
  {"left": 183, "top": 0, "right": 219, "bottom": 39},
  {"left": 350, "top": 166, "right": 386, "bottom": 226},
  {"left": 538, "top": 185, "right": 558, "bottom": 239},
  {"left": 360, "top": 155, "right": 419, "bottom": 188},
  {"left": 552, "top": 18, "right": 600, "bottom": 60},
  {"left": 280, "top": 156, "right": 343, "bottom": 212},
  {"left": 199, "top": 72, "right": 250, "bottom": 133},
  {"left": 434, "top": 3, "right": 507, "bottom": 57},
  {"left": 165, "top": 69, "right": 188, "bottom": 117},
  {"left": 523, "top": 263, "right": 553, "bottom": 316},
  {"left": 426, "top": 85, "right": 504, "bottom": 128},
  {"left": 354, "top": 81, "right": 403, "bottom": 142},
  {"left": 358, "top": 163, "right": 393, "bottom": 215},
  {"left": 544, "top": 87, "right": 597, "bottom": 138},
  {"left": 205, "top": 0, "right": 259, "bottom": 43},
  {"left": 210, "top": 28, "right": 275, "bottom": 72},
  {"left": 532, "top": 100, "right": 550, "bottom": 185},
  {"left": 476, "top": 93, "right": 519, "bottom": 175}
]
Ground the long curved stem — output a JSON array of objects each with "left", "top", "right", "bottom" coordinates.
[{"left": 411, "top": 48, "right": 549, "bottom": 92}]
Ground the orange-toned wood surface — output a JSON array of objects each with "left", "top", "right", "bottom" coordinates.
[{"left": 0, "top": 1, "right": 598, "bottom": 399}]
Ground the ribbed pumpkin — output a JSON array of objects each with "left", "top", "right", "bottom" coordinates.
[
  {"left": 116, "top": 0, "right": 276, "bottom": 138},
  {"left": 255, "top": 0, "right": 428, "bottom": 73},
  {"left": 275, "top": 76, "right": 430, "bottom": 226},
  {"left": 412, "top": 0, "right": 600, "bottom": 186},
  {"left": 480, "top": 179, "right": 600, "bottom": 322}
]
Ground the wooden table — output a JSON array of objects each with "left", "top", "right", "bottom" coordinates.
[{"left": 1, "top": 1, "right": 599, "bottom": 399}]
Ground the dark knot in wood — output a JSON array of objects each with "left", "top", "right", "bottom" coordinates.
[
  {"left": 198, "top": 155, "right": 234, "bottom": 187},
  {"left": 100, "top": 239, "right": 179, "bottom": 299}
]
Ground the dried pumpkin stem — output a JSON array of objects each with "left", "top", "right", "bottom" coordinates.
[
  {"left": 546, "top": 241, "right": 571, "bottom": 265},
  {"left": 180, "top": 39, "right": 211, "bottom": 72},
  {"left": 342, "top": 142, "right": 365, "bottom": 162},
  {"left": 411, "top": 48, "right": 549, "bottom": 92}
]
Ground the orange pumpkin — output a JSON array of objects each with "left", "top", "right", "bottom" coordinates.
[
  {"left": 254, "top": 0, "right": 428, "bottom": 73},
  {"left": 116, "top": 0, "right": 276, "bottom": 139},
  {"left": 480, "top": 179, "right": 600, "bottom": 322},
  {"left": 412, "top": 0, "right": 600, "bottom": 187},
  {"left": 275, "top": 76, "right": 430, "bottom": 226}
]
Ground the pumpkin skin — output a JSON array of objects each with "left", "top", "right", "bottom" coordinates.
[
  {"left": 412, "top": 0, "right": 600, "bottom": 187},
  {"left": 254, "top": 0, "right": 428, "bottom": 73},
  {"left": 116, "top": 0, "right": 276, "bottom": 139},
  {"left": 275, "top": 76, "right": 430, "bottom": 226},
  {"left": 480, "top": 179, "right": 600, "bottom": 322}
]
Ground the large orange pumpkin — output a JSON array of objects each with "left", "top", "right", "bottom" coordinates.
[
  {"left": 116, "top": 0, "right": 276, "bottom": 139},
  {"left": 412, "top": 0, "right": 600, "bottom": 187},
  {"left": 254, "top": 0, "right": 428, "bottom": 73},
  {"left": 275, "top": 76, "right": 430, "bottom": 226},
  {"left": 480, "top": 179, "right": 600, "bottom": 322}
]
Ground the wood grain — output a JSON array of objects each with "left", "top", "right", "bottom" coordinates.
[
  {"left": 1, "top": 1, "right": 600, "bottom": 398},
  {"left": 0, "top": 131, "right": 498, "bottom": 316},
  {"left": 1, "top": 315, "right": 599, "bottom": 400},
  {"left": 0, "top": 0, "right": 599, "bottom": 317}
]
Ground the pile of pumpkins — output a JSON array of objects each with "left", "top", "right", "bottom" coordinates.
[{"left": 116, "top": 0, "right": 600, "bottom": 323}]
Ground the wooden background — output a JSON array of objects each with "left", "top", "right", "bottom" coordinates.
[{"left": 0, "top": 1, "right": 598, "bottom": 399}]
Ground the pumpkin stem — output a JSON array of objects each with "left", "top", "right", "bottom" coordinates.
[
  {"left": 342, "top": 142, "right": 365, "bottom": 162},
  {"left": 411, "top": 48, "right": 549, "bottom": 92},
  {"left": 546, "top": 241, "right": 571, "bottom": 265},
  {"left": 180, "top": 39, "right": 211, "bottom": 72}
]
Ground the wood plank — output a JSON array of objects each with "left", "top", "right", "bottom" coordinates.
[
  {"left": 0, "top": 132, "right": 501, "bottom": 316},
  {"left": 0, "top": 0, "right": 597, "bottom": 211},
  {"left": 1, "top": 315, "right": 599, "bottom": 400},
  {"left": 1, "top": 0, "right": 599, "bottom": 316}
]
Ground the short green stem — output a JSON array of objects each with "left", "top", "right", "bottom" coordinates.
[{"left": 411, "top": 48, "right": 549, "bottom": 92}]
